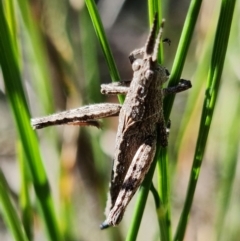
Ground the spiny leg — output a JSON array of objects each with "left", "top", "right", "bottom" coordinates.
[
  {"left": 163, "top": 79, "right": 192, "bottom": 97},
  {"left": 101, "top": 81, "right": 131, "bottom": 95},
  {"left": 31, "top": 103, "right": 121, "bottom": 129},
  {"left": 100, "top": 135, "right": 157, "bottom": 229}
]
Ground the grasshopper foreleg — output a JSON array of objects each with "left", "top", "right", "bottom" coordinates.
[
  {"left": 101, "top": 81, "right": 131, "bottom": 95},
  {"left": 31, "top": 103, "right": 121, "bottom": 129},
  {"left": 163, "top": 79, "right": 192, "bottom": 97}
]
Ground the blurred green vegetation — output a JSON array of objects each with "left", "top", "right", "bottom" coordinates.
[{"left": 0, "top": 0, "right": 239, "bottom": 241}]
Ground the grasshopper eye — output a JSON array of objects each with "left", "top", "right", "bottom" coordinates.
[{"left": 132, "top": 59, "right": 142, "bottom": 71}]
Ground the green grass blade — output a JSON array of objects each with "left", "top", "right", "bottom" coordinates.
[
  {"left": 17, "top": 0, "right": 55, "bottom": 113},
  {"left": 174, "top": 0, "right": 236, "bottom": 240},
  {"left": 157, "top": 148, "right": 171, "bottom": 241},
  {"left": 5, "top": 2, "right": 34, "bottom": 238},
  {"left": 174, "top": 22, "right": 214, "bottom": 153},
  {"left": 0, "top": 4, "right": 62, "bottom": 241},
  {"left": 0, "top": 169, "right": 29, "bottom": 241},
  {"left": 4, "top": 0, "right": 18, "bottom": 57},
  {"left": 215, "top": 96, "right": 240, "bottom": 240},
  {"left": 3, "top": 2, "right": 33, "bottom": 238},
  {"left": 79, "top": 6, "right": 102, "bottom": 103},
  {"left": 84, "top": 0, "right": 123, "bottom": 103},
  {"left": 163, "top": 0, "right": 203, "bottom": 118},
  {"left": 148, "top": 0, "right": 162, "bottom": 22},
  {"left": 156, "top": 0, "right": 203, "bottom": 239},
  {"left": 18, "top": 142, "right": 33, "bottom": 240}
]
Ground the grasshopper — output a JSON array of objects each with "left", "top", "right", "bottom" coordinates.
[{"left": 31, "top": 15, "right": 191, "bottom": 229}]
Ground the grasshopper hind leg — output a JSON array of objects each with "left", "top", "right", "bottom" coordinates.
[{"left": 100, "top": 135, "right": 157, "bottom": 229}]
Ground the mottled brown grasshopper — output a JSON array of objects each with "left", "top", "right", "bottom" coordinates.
[{"left": 31, "top": 15, "right": 191, "bottom": 229}]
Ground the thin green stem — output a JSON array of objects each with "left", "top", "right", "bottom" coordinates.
[
  {"left": 157, "top": 148, "right": 171, "bottom": 241},
  {"left": 163, "top": 0, "right": 203, "bottom": 118},
  {"left": 84, "top": 0, "right": 124, "bottom": 103},
  {"left": 18, "top": 142, "right": 33, "bottom": 240},
  {"left": 0, "top": 4, "right": 62, "bottom": 241},
  {"left": 4, "top": 2, "right": 33, "bottom": 239},
  {"left": 215, "top": 96, "right": 240, "bottom": 240},
  {"left": 174, "top": 0, "right": 236, "bottom": 240},
  {"left": 4, "top": 0, "right": 19, "bottom": 57},
  {"left": 0, "top": 170, "right": 29, "bottom": 241},
  {"left": 156, "top": 0, "right": 204, "bottom": 240},
  {"left": 17, "top": 0, "right": 55, "bottom": 114}
]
